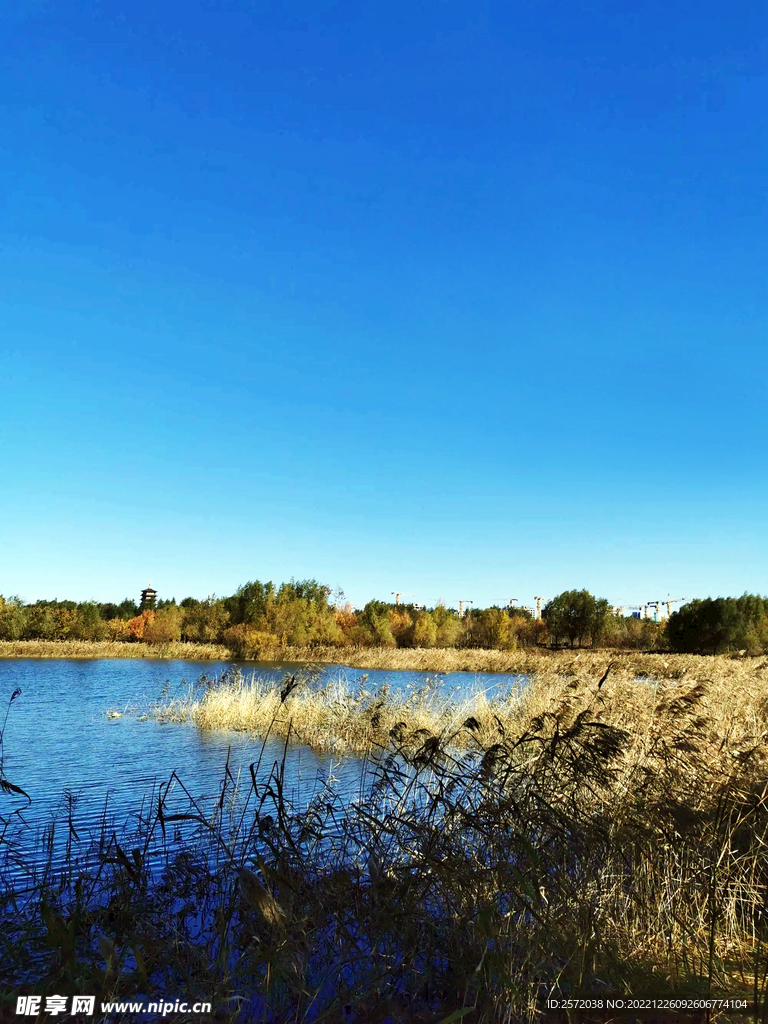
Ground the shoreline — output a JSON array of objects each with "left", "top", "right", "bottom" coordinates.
[
  {"left": 0, "top": 638, "right": 746, "bottom": 677},
  {"left": 0, "top": 639, "right": 231, "bottom": 660}
]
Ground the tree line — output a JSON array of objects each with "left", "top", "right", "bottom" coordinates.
[
  {"left": 0, "top": 582, "right": 549, "bottom": 654},
  {"left": 0, "top": 583, "right": 765, "bottom": 655},
  {"left": 541, "top": 589, "right": 768, "bottom": 654}
]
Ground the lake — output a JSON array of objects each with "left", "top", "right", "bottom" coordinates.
[{"left": 0, "top": 658, "right": 527, "bottom": 882}]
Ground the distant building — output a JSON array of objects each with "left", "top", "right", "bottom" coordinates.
[{"left": 140, "top": 581, "right": 157, "bottom": 611}]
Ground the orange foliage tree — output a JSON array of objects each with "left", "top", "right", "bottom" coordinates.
[{"left": 127, "top": 610, "right": 155, "bottom": 641}]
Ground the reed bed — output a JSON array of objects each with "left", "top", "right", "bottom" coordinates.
[
  {"left": 0, "top": 639, "right": 230, "bottom": 660},
  {"left": 153, "top": 667, "right": 527, "bottom": 755},
  {"left": 250, "top": 644, "right": 555, "bottom": 673},
  {"left": 4, "top": 656, "right": 768, "bottom": 1021},
  {"left": 248, "top": 644, "right": 766, "bottom": 678},
  {"left": 2, "top": 638, "right": 755, "bottom": 680},
  {"left": 152, "top": 652, "right": 768, "bottom": 756}
]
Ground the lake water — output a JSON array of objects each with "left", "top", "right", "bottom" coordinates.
[{"left": 0, "top": 659, "right": 527, "bottom": 883}]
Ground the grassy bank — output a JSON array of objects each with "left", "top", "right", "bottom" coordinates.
[
  {"left": 4, "top": 655, "right": 768, "bottom": 1021},
  {"left": 0, "top": 639, "right": 554, "bottom": 669},
  {"left": 0, "top": 638, "right": 230, "bottom": 660},
  {"left": 0, "top": 639, "right": 555, "bottom": 668},
  {"left": 2, "top": 639, "right": 751, "bottom": 677}
]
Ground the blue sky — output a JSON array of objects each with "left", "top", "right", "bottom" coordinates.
[{"left": 2, "top": 0, "right": 766, "bottom": 611}]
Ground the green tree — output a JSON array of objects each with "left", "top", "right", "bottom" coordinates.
[
  {"left": 145, "top": 605, "right": 183, "bottom": 644},
  {"left": 0, "top": 597, "right": 26, "bottom": 641},
  {"left": 412, "top": 612, "right": 438, "bottom": 648},
  {"left": 181, "top": 598, "right": 230, "bottom": 643},
  {"left": 99, "top": 599, "right": 137, "bottom": 621},
  {"left": 471, "top": 607, "right": 514, "bottom": 650},
  {"left": 266, "top": 581, "right": 340, "bottom": 646},
  {"left": 223, "top": 581, "right": 274, "bottom": 626},
  {"left": 359, "top": 602, "right": 396, "bottom": 647},
  {"left": 433, "top": 603, "right": 463, "bottom": 648},
  {"left": 544, "top": 589, "right": 608, "bottom": 647},
  {"left": 22, "top": 603, "right": 58, "bottom": 640},
  {"left": 75, "top": 602, "right": 107, "bottom": 641},
  {"left": 667, "top": 595, "right": 768, "bottom": 654}
]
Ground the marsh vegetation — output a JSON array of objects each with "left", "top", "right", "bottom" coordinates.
[
  {"left": 152, "top": 666, "right": 526, "bottom": 755},
  {"left": 0, "top": 638, "right": 230, "bottom": 660},
  {"left": 3, "top": 653, "right": 768, "bottom": 1020}
]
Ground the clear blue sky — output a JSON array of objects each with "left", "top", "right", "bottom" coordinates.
[{"left": 2, "top": 0, "right": 766, "bottom": 611}]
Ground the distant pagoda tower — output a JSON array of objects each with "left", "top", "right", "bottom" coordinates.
[{"left": 140, "top": 579, "right": 157, "bottom": 611}]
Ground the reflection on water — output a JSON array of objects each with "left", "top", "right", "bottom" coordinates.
[{"left": 0, "top": 658, "right": 527, "bottom": 878}]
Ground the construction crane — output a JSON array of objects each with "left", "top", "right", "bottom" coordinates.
[
  {"left": 390, "top": 592, "right": 413, "bottom": 606},
  {"left": 664, "top": 597, "right": 686, "bottom": 618},
  {"left": 534, "top": 596, "right": 543, "bottom": 620},
  {"left": 613, "top": 605, "right": 642, "bottom": 617},
  {"left": 645, "top": 601, "right": 661, "bottom": 622},
  {"left": 508, "top": 598, "right": 518, "bottom": 609},
  {"left": 644, "top": 598, "right": 685, "bottom": 622},
  {"left": 458, "top": 599, "right": 474, "bottom": 617}
]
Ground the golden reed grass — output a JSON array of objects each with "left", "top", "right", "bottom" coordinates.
[
  {"left": 0, "top": 639, "right": 229, "bottom": 660},
  {"left": 154, "top": 670, "right": 526, "bottom": 754},
  {"left": 255, "top": 643, "right": 552, "bottom": 673},
  {"left": 2, "top": 637, "right": 755, "bottom": 678},
  {"left": 284, "top": 643, "right": 766, "bottom": 678},
  {"left": 153, "top": 650, "right": 768, "bottom": 757}
]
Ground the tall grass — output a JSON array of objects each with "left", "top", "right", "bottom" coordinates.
[
  {"left": 0, "top": 639, "right": 230, "bottom": 660},
  {"left": 153, "top": 667, "right": 526, "bottom": 755},
  {"left": 249, "top": 644, "right": 556, "bottom": 673},
  {"left": 2, "top": 638, "right": 756, "bottom": 679},
  {"left": 286, "top": 644, "right": 765, "bottom": 677},
  {"left": 4, "top": 655, "right": 768, "bottom": 1021},
  {"left": 153, "top": 652, "right": 768, "bottom": 755}
]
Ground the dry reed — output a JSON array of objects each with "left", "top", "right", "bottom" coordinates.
[
  {"left": 0, "top": 639, "right": 229, "bottom": 660},
  {"left": 250, "top": 643, "right": 556, "bottom": 673},
  {"left": 153, "top": 651, "right": 768, "bottom": 756},
  {"left": 153, "top": 668, "right": 526, "bottom": 754}
]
